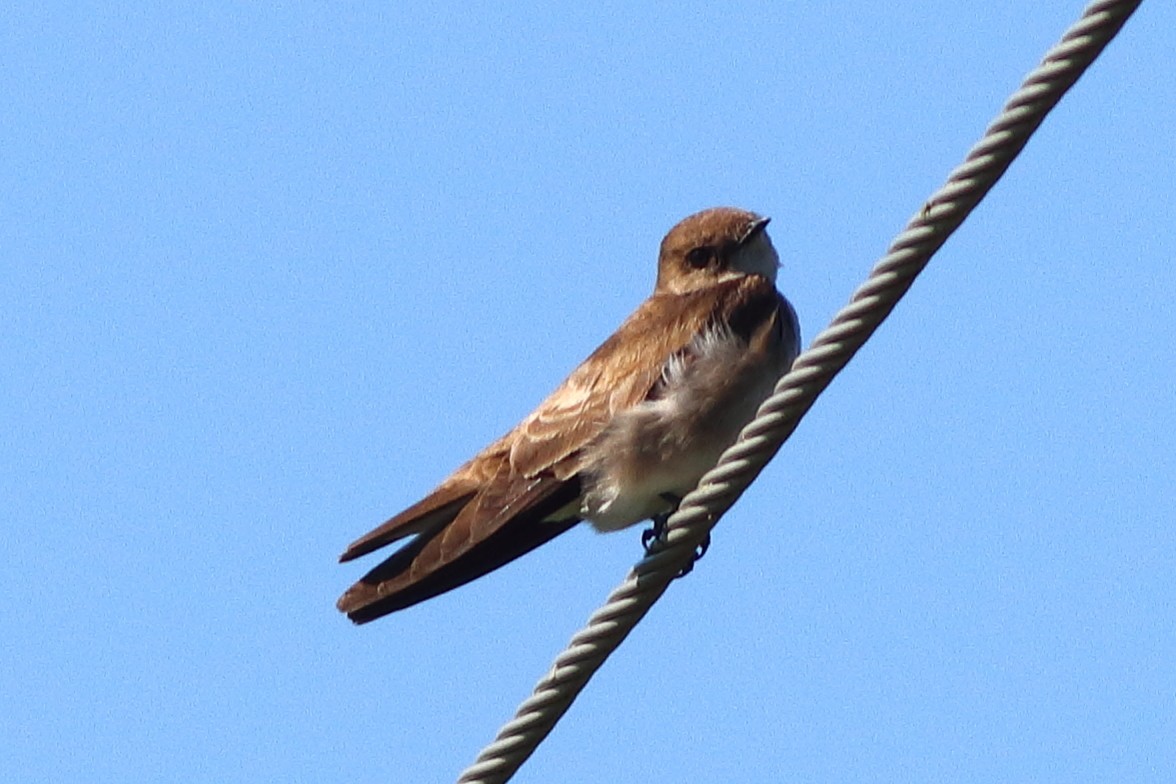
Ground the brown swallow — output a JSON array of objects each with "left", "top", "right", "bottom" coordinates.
[{"left": 337, "top": 207, "right": 800, "bottom": 624}]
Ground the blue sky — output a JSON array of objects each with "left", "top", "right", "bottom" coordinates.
[{"left": 3, "top": 3, "right": 1174, "bottom": 782}]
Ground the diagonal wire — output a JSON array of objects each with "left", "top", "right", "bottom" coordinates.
[{"left": 455, "top": 2, "right": 1143, "bottom": 781}]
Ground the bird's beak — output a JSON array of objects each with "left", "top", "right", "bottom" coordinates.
[{"left": 741, "top": 216, "right": 771, "bottom": 245}]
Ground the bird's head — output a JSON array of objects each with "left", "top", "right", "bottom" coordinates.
[{"left": 655, "top": 207, "right": 779, "bottom": 295}]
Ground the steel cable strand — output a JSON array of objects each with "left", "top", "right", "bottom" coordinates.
[{"left": 455, "top": 2, "right": 1142, "bottom": 781}]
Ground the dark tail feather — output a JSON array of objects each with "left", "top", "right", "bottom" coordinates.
[{"left": 338, "top": 479, "right": 581, "bottom": 623}]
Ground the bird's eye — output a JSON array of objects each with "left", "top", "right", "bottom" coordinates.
[{"left": 686, "top": 246, "right": 713, "bottom": 268}]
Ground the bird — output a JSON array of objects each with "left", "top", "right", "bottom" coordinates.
[{"left": 337, "top": 206, "right": 800, "bottom": 624}]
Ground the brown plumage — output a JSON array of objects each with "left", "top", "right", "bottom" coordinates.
[{"left": 338, "top": 207, "right": 800, "bottom": 624}]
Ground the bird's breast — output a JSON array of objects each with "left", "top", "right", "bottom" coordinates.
[{"left": 578, "top": 320, "right": 790, "bottom": 531}]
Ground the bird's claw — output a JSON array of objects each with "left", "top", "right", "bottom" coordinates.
[
  {"left": 675, "top": 533, "right": 711, "bottom": 578},
  {"left": 642, "top": 493, "right": 682, "bottom": 554},
  {"left": 641, "top": 493, "right": 708, "bottom": 578},
  {"left": 642, "top": 513, "right": 668, "bottom": 554}
]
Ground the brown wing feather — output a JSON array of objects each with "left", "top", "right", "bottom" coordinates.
[
  {"left": 508, "top": 280, "right": 748, "bottom": 477},
  {"left": 338, "top": 486, "right": 475, "bottom": 563},
  {"left": 337, "top": 468, "right": 580, "bottom": 622},
  {"left": 337, "top": 440, "right": 511, "bottom": 563}
]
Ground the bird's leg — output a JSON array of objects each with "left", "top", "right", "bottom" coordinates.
[
  {"left": 642, "top": 493, "right": 683, "bottom": 553},
  {"left": 641, "top": 493, "right": 709, "bottom": 577}
]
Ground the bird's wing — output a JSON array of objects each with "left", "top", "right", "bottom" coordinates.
[{"left": 337, "top": 276, "right": 781, "bottom": 623}]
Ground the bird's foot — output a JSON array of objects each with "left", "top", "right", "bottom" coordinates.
[
  {"left": 642, "top": 493, "right": 683, "bottom": 553},
  {"left": 641, "top": 512, "right": 668, "bottom": 553},
  {"left": 641, "top": 493, "right": 708, "bottom": 578},
  {"left": 676, "top": 532, "right": 710, "bottom": 578}
]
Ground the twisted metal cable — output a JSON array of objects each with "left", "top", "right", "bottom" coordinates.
[{"left": 456, "top": 2, "right": 1142, "bottom": 781}]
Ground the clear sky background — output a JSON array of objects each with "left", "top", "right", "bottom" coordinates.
[{"left": 3, "top": 3, "right": 1173, "bottom": 783}]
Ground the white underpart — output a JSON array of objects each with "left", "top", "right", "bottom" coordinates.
[{"left": 579, "top": 313, "right": 787, "bottom": 531}]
